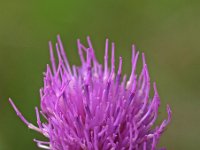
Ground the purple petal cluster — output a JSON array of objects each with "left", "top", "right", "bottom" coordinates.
[{"left": 9, "top": 36, "right": 171, "bottom": 150}]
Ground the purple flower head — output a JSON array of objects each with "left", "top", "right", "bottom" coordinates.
[{"left": 9, "top": 35, "right": 171, "bottom": 150}]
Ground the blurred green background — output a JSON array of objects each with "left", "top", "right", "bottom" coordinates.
[{"left": 0, "top": 0, "right": 200, "bottom": 149}]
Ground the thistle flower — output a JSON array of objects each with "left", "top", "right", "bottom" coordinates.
[{"left": 9, "top": 35, "right": 171, "bottom": 150}]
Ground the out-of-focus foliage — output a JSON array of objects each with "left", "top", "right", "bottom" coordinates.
[{"left": 0, "top": 0, "right": 199, "bottom": 150}]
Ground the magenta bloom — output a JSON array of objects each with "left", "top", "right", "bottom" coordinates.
[{"left": 9, "top": 36, "right": 171, "bottom": 150}]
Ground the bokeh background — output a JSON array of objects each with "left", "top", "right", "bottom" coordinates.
[{"left": 0, "top": 0, "right": 199, "bottom": 149}]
